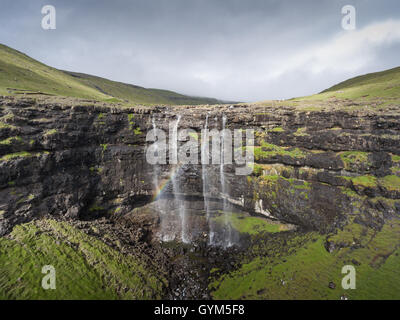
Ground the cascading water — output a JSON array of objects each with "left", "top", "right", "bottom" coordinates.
[
  {"left": 152, "top": 115, "right": 169, "bottom": 240},
  {"left": 156, "top": 113, "right": 234, "bottom": 246},
  {"left": 220, "top": 115, "right": 232, "bottom": 247},
  {"left": 201, "top": 114, "right": 214, "bottom": 244},
  {"left": 151, "top": 115, "right": 160, "bottom": 195},
  {"left": 170, "top": 115, "right": 189, "bottom": 243}
]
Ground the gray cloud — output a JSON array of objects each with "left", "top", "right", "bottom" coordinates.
[{"left": 0, "top": 0, "right": 399, "bottom": 101}]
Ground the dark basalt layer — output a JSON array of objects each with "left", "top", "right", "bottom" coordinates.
[
  {"left": 1, "top": 96, "right": 399, "bottom": 238},
  {"left": 1, "top": 96, "right": 400, "bottom": 299}
]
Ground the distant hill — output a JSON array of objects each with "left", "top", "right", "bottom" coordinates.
[
  {"left": 0, "top": 43, "right": 222, "bottom": 105},
  {"left": 318, "top": 66, "right": 400, "bottom": 101},
  {"left": 254, "top": 66, "right": 400, "bottom": 111},
  {"left": 63, "top": 71, "right": 222, "bottom": 105}
]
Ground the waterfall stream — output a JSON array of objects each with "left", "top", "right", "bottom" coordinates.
[
  {"left": 201, "top": 115, "right": 214, "bottom": 244},
  {"left": 151, "top": 115, "right": 160, "bottom": 194},
  {"left": 170, "top": 115, "right": 189, "bottom": 243},
  {"left": 155, "top": 114, "right": 235, "bottom": 246},
  {"left": 220, "top": 115, "right": 232, "bottom": 247},
  {"left": 152, "top": 115, "right": 171, "bottom": 241}
]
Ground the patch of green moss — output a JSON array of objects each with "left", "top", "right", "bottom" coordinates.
[
  {"left": 391, "top": 166, "right": 400, "bottom": 175},
  {"left": 0, "top": 151, "right": 32, "bottom": 161},
  {"left": 0, "top": 136, "right": 22, "bottom": 145},
  {"left": 133, "top": 127, "right": 142, "bottom": 135},
  {"left": 0, "top": 121, "right": 16, "bottom": 130},
  {"left": 293, "top": 127, "right": 309, "bottom": 136},
  {"left": 340, "top": 187, "right": 361, "bottom": 198},
  {"left": 369, "top": 197, "right": 398, "bottom": 210},
  {"left": 391, "top": 154, "right": 400, "bottom": 163},
  {"left": 252, "top": 163, "right": 264, "bottom": 176},
  {"left": 269, "top": 127, "right": 284, "bottom": 133},
  {"left": 127, "top": 114, "right": 136, "bottom": 129},
  {"left": 351, "top": 175, "right": 377, "bottom": 188},
  {"left": 339, "top": 151, "right": 371, "bottom": 170},
  {"left": 100, "top": 144, "right": 108, "bottom": 152},
  {"left": 328, "top": 221, "right": 373, "bottom": 247},
  {"left": 253, "top": 142, "right": 307, "bottom": 161},
  {"left": 260, "top": 174, "right": 280, "bottom": 184},
  {"left": 89, "top": 166, "right": 103, "bottom": 174},
  {"left": 188, "top": 132, "right": 199, "bottom": 141},
  {"left": 89, "top": 204, "right": 104, "bottom": 212},
  {"left": 381, "top": 175, "right": 400, "bottom": 192},
  {"left": 114, "top": 207, "right": 122, "bottom": 214},
  {"left": 291, "top": 179, "right": 311, "bottom": 189},
  {"left": 213, "top": 212, "right": 285, "bottom": 235},
  {"left": 44, "top": 129, "right": 57, "bottom": 136}
]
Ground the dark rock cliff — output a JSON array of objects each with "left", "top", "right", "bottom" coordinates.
[{"left": 1, "top": 96, "right": 399, "bottom": 240}]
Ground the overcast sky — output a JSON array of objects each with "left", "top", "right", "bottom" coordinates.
[{"left": 1, "top": 0, "right": 399, "bottom": 101}]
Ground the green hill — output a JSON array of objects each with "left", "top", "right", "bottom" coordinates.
[
  {"left": 64, "top": 71, "right": 221, "bottom": 105},
  {"left": 0, "top": 43, "right": 221, "bottom": 105},
  {"left": 256, "top": 66, "right": 400, "bottom": 111},
  {"left": 318, "top": 66, "right": 400, "bottom": 101}
]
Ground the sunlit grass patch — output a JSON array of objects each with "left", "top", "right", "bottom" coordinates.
[{"left": 0, "top": 219, "right": 166, "bottom": 299}]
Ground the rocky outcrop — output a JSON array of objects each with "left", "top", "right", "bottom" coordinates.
[{"left": 1, "top": 96, "right": 399, "bottom": 239}]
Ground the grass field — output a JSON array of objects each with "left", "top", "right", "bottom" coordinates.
[
  {"left": 210, "top": 219, "right": 400, "bottom": 300},
  {"left": 213, "top": 212, "right": 290, "bottom": 235},
  {"left": 0, "top": 220, "right": 166, "bottom": 299}
]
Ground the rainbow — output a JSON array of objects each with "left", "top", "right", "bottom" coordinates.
[{"left": 151, "top": 164, "right": 183, "bottom": 201}]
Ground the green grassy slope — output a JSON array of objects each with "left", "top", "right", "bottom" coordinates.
[
  {"left": 256, "top": 66, "right": 400, "bottom": 111},
  {"left": 0, "top": 219, "right": 166, "bottom": 299},
  {"left": 320, "top": 66, "right": 400, "bottom": 99},
  {"left": 0, "top": 43, "right": 220, "bottom": 105},
  {"left": 64, "top": 71, "right": 220, "bottom": 105},
  {"left": 0, "top": 44, "right": 107, "bottom": 100},
  {"left": 292, "top": 66, "right": 400, "bottom": 110},
  {"left": 210, "top": 219, "right": 400, "bottom": 300}
]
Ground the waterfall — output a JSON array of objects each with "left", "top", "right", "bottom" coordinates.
[
  {"left": 220, "top": 115, "right": 232, "bottom": 247},
  {"left": 151, "top": 115, "right": 160, "bottom": 192},
  {"left": 152, "top": 115, "right": 167, "bottom": 240},
  {"left": 201, "top": 115, "right": 213, "bottom": 244},
  {"left": 170, "top": 115, "right": 189, "bottom": 243}
]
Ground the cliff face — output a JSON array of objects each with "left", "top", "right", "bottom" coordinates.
[
  {"left": 0, "top": 97, "right": 148, "bottom": 234},
  {"left": 1, "top": 96, "right": 399, "bottom": 242}
]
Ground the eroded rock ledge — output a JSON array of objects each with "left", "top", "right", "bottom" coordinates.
[{"left": 0, "top": 96, "right": 399, "bottom": 240}]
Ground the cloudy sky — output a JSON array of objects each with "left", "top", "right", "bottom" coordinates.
[{"left": 1, "top": 0, "right": 399, "bottom": 101}]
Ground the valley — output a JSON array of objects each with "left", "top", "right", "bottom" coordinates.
[{"left": 1, "top": 44, "right": 400, "bottom": 300}]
